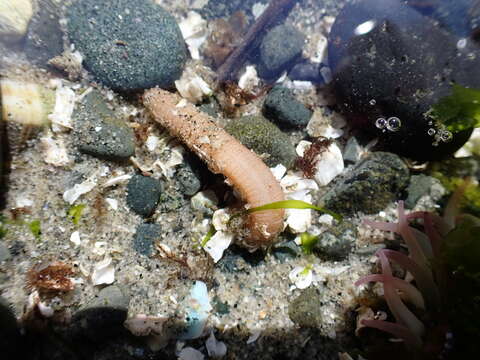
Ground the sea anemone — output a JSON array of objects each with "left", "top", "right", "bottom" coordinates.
[{"left": 355, "top": 183, "right": 468, "bottom": 352}]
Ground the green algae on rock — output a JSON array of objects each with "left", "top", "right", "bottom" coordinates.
[
  {"left": 320, "top": 152, "right": 409, "bottom": 215},
  {"left": 67, "top": 0, "right": 187, "bottom": 91},
  {"left": 224, "top": 115, "right": 297, "bottom": 168}
]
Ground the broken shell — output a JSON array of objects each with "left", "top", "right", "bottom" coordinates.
[{"left": 0, "top": 78, "right": 54, "bottom": 126}]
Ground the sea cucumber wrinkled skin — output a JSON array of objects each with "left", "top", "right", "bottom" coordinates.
[{"left": 143, "top": 88, "right": 285, "bottom": 247}]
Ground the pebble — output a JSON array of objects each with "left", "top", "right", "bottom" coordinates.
[
  {"left": 0, "top": 0, "right": 33, "bottom": 43},
  {"left": 73, "top": 90, "right": 135, "bottom": 161},
  {"left": 320, "top": 152, "right": 410, "bottom": 215},
  {"left": 176, "top": 162, "right": 202, "bottom": 196},
  {"left": 313, "top": 221, "right": 357, "bottom": 260},
  {"left": 67, "top": 0, "right": 187, "bottom": 91},
  {"left": 257, "top": 24, "right": 305, "bottom": 79},
  {"left": 225, "top": 115, "right": 297, "bottom": 168},
  {"left": 342, "top": 136, "right": 362, "bottom": 164},
  {"left": 0, "top": 243, "right": 11, "bottom": 262},
  {"left": 126, "top": 174, "right": 163, "bottom": 217},
  {"left": 133, "top": 223, "right": 161, "bottom": 256},
  {"left": 288, "top": 287, "right": 324, "bottom": 328},
  {"left": 405, "top": 174, "right": 443, "bottom": 209},
  {"left": 263, "top": 85, "right": 312, "bottom": 129},
  {"left": 24, "top": 0, "right": 64, "bottom": 68}
]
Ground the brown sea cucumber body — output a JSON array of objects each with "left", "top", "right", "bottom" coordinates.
[{"left": 143, "top": 88, "right": 285, "bottom": 247}]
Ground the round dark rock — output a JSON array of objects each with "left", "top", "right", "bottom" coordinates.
[
  {"left": 328, "top": 0, "right": 479, "bottom": 160},
  {"left": 126, "top": 174, "right": 163, "bottom": 217},
  {"left": 67, "top": 0, "right": 187, "bottom": 91},
  {"left": 133, "top": 223, "right": 161, "bottom": 256},
  {"left": 225, "top": 115, "right": 297, "bottom": 168},
  {"left": 263, "top": 85, "right": 312, "bottom": 129},
  {"left": 320, "top": 152, "right": 410, "bottom": 215},
  {"left": 288, "top": 61, "right": 323, "bottom": 83},
  {"left": 256, "top": 24, "right": 305, "bottom": 79},
  {"left": 74, "top": 90, "right": 135, "bottom": 161}
]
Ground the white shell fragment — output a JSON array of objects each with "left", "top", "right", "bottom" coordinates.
[
  {"left": 0, "top": 79, "right": 53, "bottom": 126},
  {"left": 105, "top": 198, "right": 118, "bottom": 211},
  {"left": 63, "top": 175, "right": 97, "bottom": 204},
  {"left": 175, "top": 67, "right": 212, "bottom": 104},
  {"left": 238, "top": 65, "right": 260, "bottom": 91},
  {"left": 178, "top": 347, "right": 205, "bottom": 360},
  {"left": 204, "top": 230, "right": 234, "bottom": 263},
  {"left": 289, "top": 265, "right": 313, "bottom": 289},
  {"left": 124, "top": 314, "right": 168, "bottom": 336},
  {"left": 279, "top": 170, "right": 319, "bottom": 233},
  {"left": 70, "top": 231, "right": 81, "bottom": 247},
  {"left": 91, "top": 257, "right": 115, "bottom": 285},
  {"left": 40, "top": 136, "right": 71, "bottom": 167},
  {"left": 296, "top": 140, "right": 344, "bottom": 187},
  {"left": 179, "top": 11, "right": 207, "bottom": 60},
  {"left": 246, "top": 330, "right": 262, "bottom": 344},
  {"left": 205, "top": 331, "right": 227, "bottom": 358},
  {"left": 181, "top": 281, "right": 212, "bottom": 340},
  {"left": 48, "top": 85, "right": 76, "bottom": 131},
  {"left": 307, "top": 109, "right": 345, "bottom": 139},
  {"left": 455, "top": 128, "right": 480, "bottom": 158}
]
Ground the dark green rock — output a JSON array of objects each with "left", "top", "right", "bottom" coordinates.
[
  {"left": 313, "top": 221, "right": 357, "bottom": 260},
  {"left": 263, "top": 86, "right": 312, "bottom": 128},
  {"left": 320, "top": 152, "right": 409, "bottom": 215},
  {"left": 126, "top": 174, "right": 163, "bottom": 217},
  {"left": 73, "top": 90, "right": 135, "bottom": 160},
  {"left": 288, "top": 287, "right": 324, "bottom": 328},
  {"left": 24, "top": 0, "right": 64, "bottom": 67},
  {"left": 405, "top": 174, "right": 442, "bottom": 209},
  {"left": 257, "top": 24, "right": 305, "bottom": 79},
  {"left": 133, "top": 223, "right": 161, "bottom": 256},
  {"left": 272, "top": 240, "right": 300, "bottom": 262},
  {"left": 213, "top": 296, "right": 230, "bottom": 315},
  {"left": 67, "top": 0, "right": 187, "bottom": 91},
  {"left": 224, "top": 115, "right": 297, "bottom": 168}
]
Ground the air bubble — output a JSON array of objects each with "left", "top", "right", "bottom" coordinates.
[
  {"left": 440, "top": 131, "right": 453, "bottom": 142},
  {"left": 386, "top": 117, "right": 401, "bottom": 131},
  {"left": 369, "top": 99, "right": 377, "bottom": 105},
  {"left": 427, "top": 128, "right": 436, "bottom": 136},
  {"left": 375, "top": 117, "right": 387, "bottom": 129}
]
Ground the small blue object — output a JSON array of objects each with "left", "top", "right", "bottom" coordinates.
[{"left": 179, "top": 281, "right": 212, "bottom": 340}]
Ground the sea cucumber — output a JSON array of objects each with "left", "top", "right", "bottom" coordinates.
[{"left": 143, "top": 88, "right": 285, "bottom": 247}]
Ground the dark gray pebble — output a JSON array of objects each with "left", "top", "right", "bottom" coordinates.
[
  {"left": 257, "top": 24, "right": 305, "bottom": 79},
  {"left": 126, "top": 174, "right": 163, "bottom": 217},
  {"left": 263, "top": 85, "right": 312, "bottom": 129}
]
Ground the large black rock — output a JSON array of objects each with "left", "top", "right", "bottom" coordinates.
[{"left": 328, "top": 0, "right": 480, "bottom": 160}]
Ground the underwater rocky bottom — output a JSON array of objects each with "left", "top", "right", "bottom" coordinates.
[{"left": 1, "top": 0, "right": 480, "bottom": 359}]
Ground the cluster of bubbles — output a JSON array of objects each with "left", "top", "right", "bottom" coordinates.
[
  {"left": 375, "top": 116, "right": 402, "bottom": 132},
  {"left": 427, "top": 127, "right": 453, "bottom": 145}
]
